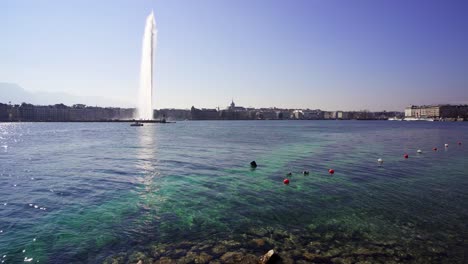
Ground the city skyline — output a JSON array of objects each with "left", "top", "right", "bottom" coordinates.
[{"left": 1, "top": 0, "right": 467, "bottom": 111}]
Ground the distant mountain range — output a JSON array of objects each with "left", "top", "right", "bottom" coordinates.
[{"left": 0, "top": 83, "right": 130, "bottom": 107}]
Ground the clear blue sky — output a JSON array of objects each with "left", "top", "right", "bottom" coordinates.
[{"left": 1, "top": 0, "right": 467, "bottom": 111}]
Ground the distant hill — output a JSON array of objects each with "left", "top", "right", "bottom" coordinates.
[
  {"left": 0, "top": 82, "right": 130, "bottom": 107},
  {"left": 0, "top": 83, "right": 31, "bottom": 104}
]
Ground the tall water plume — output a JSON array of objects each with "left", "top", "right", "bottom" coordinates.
[{"left": 136, "top": 11, "right": 157, "bottom": 120}]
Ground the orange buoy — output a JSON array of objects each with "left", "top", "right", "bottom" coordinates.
[
  {"left": 404, "top": 154, "right": 409, "bottom": 159},
  {"left": 283, "top": 179, "right": 290, "bottom": 185},
  {"left": 328, "top": 169, "right": 335, "bottom": 175}
]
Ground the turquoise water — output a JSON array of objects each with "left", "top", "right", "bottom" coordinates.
[{"left": 0, "top": 121, "right": 467, "bottom": 263}]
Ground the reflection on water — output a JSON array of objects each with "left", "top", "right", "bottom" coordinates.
[
  {"left": 135, "top": 125, "right": 165, "bottom": 216},
  {"left": 136, "top": 125, "right": 157, "bottom": 185}
]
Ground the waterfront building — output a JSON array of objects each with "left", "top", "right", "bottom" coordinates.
[
  {"left": 276, "top": 110, "right": 292, "bottom": 119},
  {"left": 293, "top": 110, "right": 304, "bottom": 119},
  {"left": 0, "top": 102, "right": 135, "bottom": 122},
  {"left": 18, "top": 103, "right": 35, "bottom": 121},
  {"left": 405, "top": 105, "right": 468, "bottom": 120},
  {"left": 351, "top": 111, "right": 375, "bottom": 120},
  {"left": 227, "top": 100, "right": 246, "bottom": 112},
  {"left": 255, "top": 109, "right": 277, "bottom": 120},
  {"left": 3, "top": 100, "right": 463, "bottom": 122},
  {"left": 336, "top": 111, "right": 350, "bottom": 120},
  {"left": 154, "top": 109, "right": 191, "bottom": 121},
  {"left": 405, "top": 105, "right": 439, "bottom": 118},
  {"left": 219, "top": 110, "right": 251, "bottom": 120},
  {"left": 0, "top": 103, "right": 8, "bottom": 121},
  {"left": 218, "top": 100, "right": 250, "bottom": 120},
  {"left": 302, "top": 109, "right": 324, "bottom": 120},
  {"left": 8, "top": 105, "right": 20, "bottom": 120},
  {"left": 190, "top": 106, "right": 219, "bottom": 120},
  {"left": 32, "top": 104, "right": 70, "bottom": 121},
  {"left": 323, "top": 111, "right": 336, "bottom": 119}
]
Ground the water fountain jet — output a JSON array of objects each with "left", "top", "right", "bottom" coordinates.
[{"left": 136, "top": 11, "right": 157, "bottom": 120}]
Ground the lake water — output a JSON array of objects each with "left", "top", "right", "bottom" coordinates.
[{"left": 0, "top": 121, "right": 467, "bottom": 263}]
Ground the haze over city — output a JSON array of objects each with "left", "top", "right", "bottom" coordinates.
[{"left": 1, "top": 0, "right": 467, "bottom": 111}]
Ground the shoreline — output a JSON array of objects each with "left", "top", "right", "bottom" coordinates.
[
  {"left": 1, "top": 119, "right": 466, "bottom": 123},
  {"left": 0, "top": 119, "right": 174, "bottom": 123}
]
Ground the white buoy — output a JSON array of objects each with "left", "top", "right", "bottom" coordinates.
[
  {"left": 417, "top": 149, "right": 422, "bottom": 153},
  {"left": 377, "top": 158, "right": 383, "bottom": 165},
  {"left": 444, "top": 143, "right": 449, "bottom": 147}
]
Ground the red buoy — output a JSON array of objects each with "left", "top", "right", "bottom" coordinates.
[
  {"left": 404, "top": 154, "right": 409, "bottom": 159},
  {"left": 458, "top": 142, "right": 462, "bottom": 145},
  {"left": 283, "top": 179, "right": 290, "bottom": 185},
  {"left": 328, "top": 169, "right": 335, "bottom": 175},
  {"left": 433, "top": 147, "right": 437, "bottom": 151}
]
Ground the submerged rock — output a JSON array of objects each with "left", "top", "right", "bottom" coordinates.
[
  {"left": 179, "top": 251, "right": 213, "bottom": 264},
  {"left": 221, "top": 240, "right": 241, "bottom": 249},
  {"left": 306, "top": 241, "right": 322, "bottom": 249},
  {"left": 128, "top": 251, "right": 152, "bottom": 264},
  {"left": 150, "top": 244, "right": 167, "bottom": 259},
  {"left": 220, "top": 252, "right": 244, "bottom": 263},
  {"left": 331, "top": 257, "right": 354, "bottom": 264},
  {"left": 103, "top": 253, "right": 126, "bottom": 264},
  {"left": 259, "top": 249, "right": 281, "bottom": 264},
  {"left": 196, "top": 252, "right": 213, "bottom": 264},
  {"left": 247, "top": 227, "right": 269, "bottom": 237},
  {"left": 154, "top": 256, "right": 176, "bottom": 264},
  {"left": 177, "top": 251, "right": 197, "bottom": 263},
  {"left": 250, "top": 238, "right": 266, "bottom": 247},
  {"left": 243, "top": 254, "right": 259, "bottom": 264},
  {"left": 212, "top": 244, "right": 227, "bottom": 255},
  {"left": 198, "top": 244, "right": 212, "bottom": 251},
  {"left": 174, "top": 249, "right": 188, "bottom": 257},
  {"left": 272, "top": 229, "right": 289, "bottom": 240},
  {"left": 220, "top": 253, "right": 257, "bottom": 264},
  {"left": 303, "top": 252, "right": 320, "bottom": 261}
]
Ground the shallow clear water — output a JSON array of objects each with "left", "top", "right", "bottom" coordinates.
[{"left": 0, "top": 121, "right": 467, "bottom": 263}]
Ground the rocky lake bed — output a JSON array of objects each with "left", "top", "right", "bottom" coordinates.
[{"left": 104, "top": 224, "right": 459, "bottom": 264}]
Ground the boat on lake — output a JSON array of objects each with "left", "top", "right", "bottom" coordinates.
[
  {"left": 130, "top": 122, "right": 144, "bottom": 126},
  {"left": 403, "top": 117, "right": 435, "bottom": 121}
]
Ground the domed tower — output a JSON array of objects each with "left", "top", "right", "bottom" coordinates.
[{"left": 230, "top": 99, "right": 235, "bottom": 110}]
